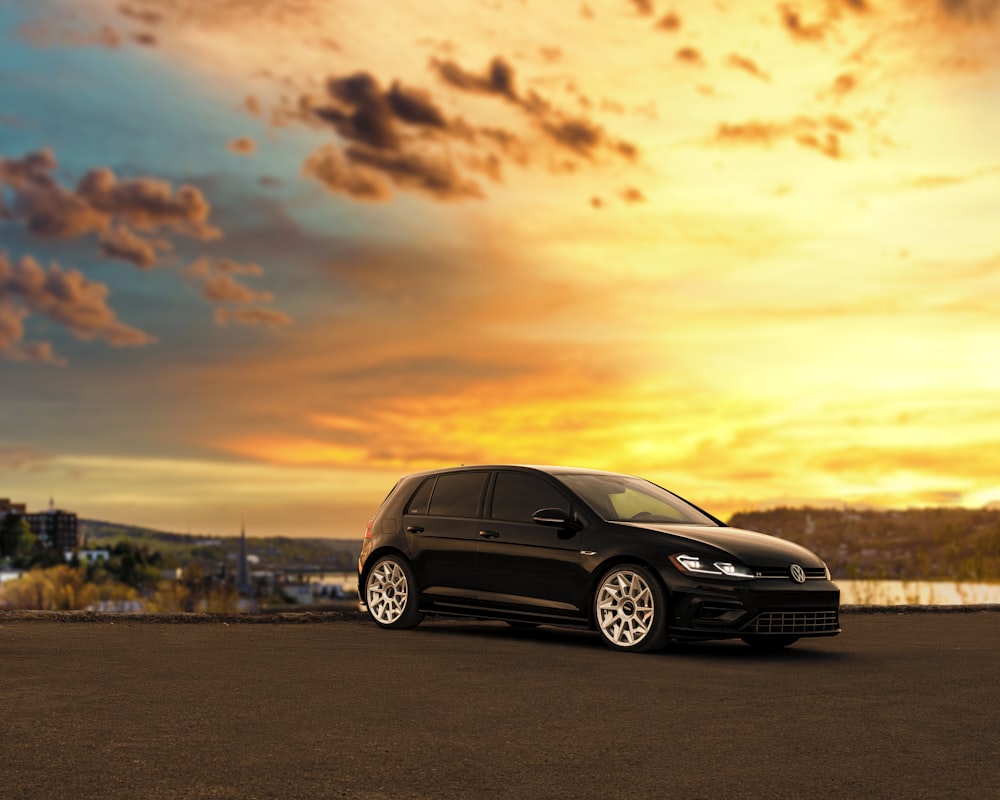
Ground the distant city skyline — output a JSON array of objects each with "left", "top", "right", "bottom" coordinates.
[{"left": 3, "top": 0, "right": 1000, "bottom": 538}]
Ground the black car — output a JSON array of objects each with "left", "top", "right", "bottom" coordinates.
[{"left": 357, "top": 465, "right": 840, "bottom": 652}]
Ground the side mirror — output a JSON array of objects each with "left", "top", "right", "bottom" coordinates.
[{"left": 532, "top": 508, "right": 582, "bottom": 532}]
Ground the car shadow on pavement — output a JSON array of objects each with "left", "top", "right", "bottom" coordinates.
[{"left": 408, "top": 617, "right": 850, "bottom": 661}]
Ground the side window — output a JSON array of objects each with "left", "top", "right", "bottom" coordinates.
[
  {"left": 491, "top": 472, "right": 571, "bottom": 523},
  {"left": 427, "top": 472, "right": 488, "bottom": 517},
  {"left": 405, "top": 478, "right": 435, "bottom": 515}
]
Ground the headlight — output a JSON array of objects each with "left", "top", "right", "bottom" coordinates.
[{"left": 670, "top": 553, "right": 755, "bottom": 580}]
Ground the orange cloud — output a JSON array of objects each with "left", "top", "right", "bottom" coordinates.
[
  {"left": 714, "top": 115, "right": 853, "bottom": 159},
  {"left": 727, "top": 53, "right": 770, "bottom": 81},
  {"left": 0, "top": 149, "right": 220, "bottom": 245},
  {"left": 0, "top": 253, "right": 155, "bottom": 362},
  {"left": 226, "top": 136, "right": 256, "bottom": 154}
]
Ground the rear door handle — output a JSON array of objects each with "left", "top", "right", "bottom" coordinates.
[
  {"left": 478, "top": 530, "right": 500, "bottom": 539},
  {"left": 406, "top": 525, "right": 425, "bottom": 533}
]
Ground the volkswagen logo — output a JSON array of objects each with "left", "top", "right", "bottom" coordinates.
[{"left": 789, "top": 564, "right": 806, "bottom": 584}]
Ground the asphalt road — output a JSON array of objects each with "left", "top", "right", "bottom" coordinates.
[{"left": 1, "top": 612, "right": 998, "bottom": 800}]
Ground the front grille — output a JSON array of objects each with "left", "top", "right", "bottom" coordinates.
[
  {"left": 753, "top": 566, "right": 828, "bottom": 580},
  {"left": 743, "top": 610, "right": 839, "bottom": 634}
]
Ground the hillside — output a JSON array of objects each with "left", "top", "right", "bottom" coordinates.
[
  {"left": 728, "top": 507, "right": 1000, "bottom": 581},
  {"left": 79, "top": 507, "right": 1000, "bottom": 583},
  {"left": 80, "top": 520, "right": 359, "bottom": 574}
]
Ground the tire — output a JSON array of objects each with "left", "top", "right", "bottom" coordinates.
[
  {"left": 741, "top": 635, "right": 799, "bottom": 651},
  {"left": 593, "top": 565, "right": 669, "bottom": 653},
  {"left": 364, "top": 555, "right": 424, "bottom": 630}
]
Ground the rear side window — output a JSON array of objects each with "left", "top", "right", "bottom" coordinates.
[
  {"left": 405, "top": 478, "right": 435, "bottom": 515},
  {"left": 491, "top": 472, "right": 571, "bottom": 523},
  {"left": 427, "top": 472, "right": 488, "bottom": 517}
]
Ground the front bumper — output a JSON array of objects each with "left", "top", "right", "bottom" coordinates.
[{"left": 666, "top": 576, "right": 841, "bottom": 639}]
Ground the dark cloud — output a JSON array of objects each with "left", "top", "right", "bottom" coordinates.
[
  {"left": 299, "top": 55, "right": 637, "bottom": 204},
  {"left": 315, "top": 73, "right": 403, "bottom": 150},
  {"left": 303, "top": 146, "right": 392, "bottom": 201},
  {"left": 0, "top": 150, "right": 221, "bottom": 249},
  {"left": 345, "top": 147, "right": 484, "bottom": 200},
  {"left": 714, "top": 116, "right": 852, "bottom": 159},
  {"left": 214, "top": 307, "right": 293, "bottom": 328},
  {"left": 386, "top": 83, "right": 449, "bottom": 129},
  {"left": 314, "top": 72, "right": 450, "bottom": 153},
  {"left": 431, "top": 56, "right": 519, "bottom": 101},
  {"left": 430, "top": 55, "right": 639, "bottom": 163},
  {"left": 227, "top": 136, "right": 256, "bottom": 154},
  {"left": 117, "top": 3, "right": 165, "bottom": 26},
  {"left": 675, "top": 47, "right": 705, "bottom": 65},
  {"left": 186, "top": 256, "right": 284, "bottom": 311},
  {"left": 1, "top": 149, "right": 290, "bottom": 361},
  {"left": 98, "top": 225, "right": 172, "bottom": 268},
  {"left": 541, "top": 118, "right": 605, "bottom": 158},
  {"left": 305, "top": 71, "right": 489, "bottom": 202},
  {"left": 76, "top": 167, "right": 220, "bottom": 239},
  {"left": 0, "top": 253, "right": 155, "bottom": 361},
  {"left": 779, "top": 0, "right": 868, "bottom": 42},
  {"left": 830, "top": 73, "right": 858, "bottom": 96},
  {"left": 938, "top": 0, "right": 1000, "bottom": 21},
  {"left": 0, "top": 301, "right": 65, "bottom": 365},
  {"left": 656, "top": 11, "right": 682, "bottom": 30},
  {"left": 184, "top": 257, "right": 290, "bottom": 330},
  {"left": 779, "top": 5, "right": 829, "bottom": 41},
  {"left": 17, "top": 19, "right": 122, "bottom": 49},
  {"left": 727, "top": 53, "right": 770, "bottom": 81}
]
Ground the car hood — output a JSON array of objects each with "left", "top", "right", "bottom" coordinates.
[{"left": 622, "top": 523, "right": 826, "bottom": 568}]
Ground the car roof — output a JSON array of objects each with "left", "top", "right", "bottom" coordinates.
[{"left": 400, "top": 464, "right": 630, "bottom": 479}]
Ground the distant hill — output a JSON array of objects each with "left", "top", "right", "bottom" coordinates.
[
  {"left": 728, "top": 507, "right": 1000, "bottom": 581},
  {"left": 79, "top": 507, "right": 1000, "bottom": 582},
  {"left": 80, "top": 520, "right": 360, "bottom": 573}
]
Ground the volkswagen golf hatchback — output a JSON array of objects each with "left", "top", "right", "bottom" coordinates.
[{"left": 358, "top": 465, "right": 840, "bottom": 652}]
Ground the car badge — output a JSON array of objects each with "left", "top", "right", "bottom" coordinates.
[{"left": 789, "top": 564, "right": 806, "bottom": 583}]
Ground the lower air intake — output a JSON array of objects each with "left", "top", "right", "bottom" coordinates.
[{"left": 744, "top": 610, "right": 839, "bottom": 634}]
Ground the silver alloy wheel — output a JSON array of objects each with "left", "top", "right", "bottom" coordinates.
[
  {"left": 595, "top": 569, "right": 656, "bottom": 647},
  {"left": 366, "top": 558, "right": 410, "bottom": 625}
]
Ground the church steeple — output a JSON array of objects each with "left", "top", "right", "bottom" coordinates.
[{"left": 236, "top": 521, "right": 251, "bottom": 596}]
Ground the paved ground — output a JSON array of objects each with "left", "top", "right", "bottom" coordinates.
[{"left": 1, "top": 612, "right": 998, "bottom": 800}]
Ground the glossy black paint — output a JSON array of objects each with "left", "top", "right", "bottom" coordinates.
[{"left": 358, "top": 465, "right": 841, "bottom": 642}]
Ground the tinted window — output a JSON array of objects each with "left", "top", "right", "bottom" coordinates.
[
  {"left": 405, "top": 477, "right": 435, "bottom": 515},
  {"left": 556, "top": 473, "right": 718, "bottom": 525},
  {"left": 491, "top": 472, "right": 571, "bottom": 523},
  {"left": 428, "top": 472, "right": 488, "bottom": 517}
]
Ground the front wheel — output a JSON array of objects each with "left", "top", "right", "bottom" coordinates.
[
  {"left": 364, "top": 555, "right": 424, "bottom": 630},
  {"left": 593, "top": 565, "right": 669, "bottom": 653}
]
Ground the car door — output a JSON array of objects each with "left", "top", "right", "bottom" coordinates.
[
  {"left": 402, "top": 470, "right": 488, "bottom": 605},
  {"left": 475, "top": 470, "right": 588, "bottom": 620}
]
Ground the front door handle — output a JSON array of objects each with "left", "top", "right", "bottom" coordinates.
[{"left": 478, "top": 530, "right": 500, "bottom": 539}]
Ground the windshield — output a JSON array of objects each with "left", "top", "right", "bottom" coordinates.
[{"left": 556, "top": 473, "right": 719, "bottom": 526}]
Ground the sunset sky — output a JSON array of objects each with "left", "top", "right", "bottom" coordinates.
[{"left": 2, "top": 0, "right": 1000, "bottom": 538}]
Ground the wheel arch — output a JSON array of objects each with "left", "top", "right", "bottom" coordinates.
[
  {"left": 360, "top": 546, "right": 417, "bottom": 595},
  {"left": 586, "top": 555, "right": 673, "bottom": 627}
]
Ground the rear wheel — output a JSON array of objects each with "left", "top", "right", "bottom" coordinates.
[
  {"left": 593, "top": 565, "right": 669, "bottom": 653},
  {"left": 741, "top": 635, "right": 799, "bottom": 651},
  {"left": 364, "top": 555, "right": 424, "bottom": 629}
]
